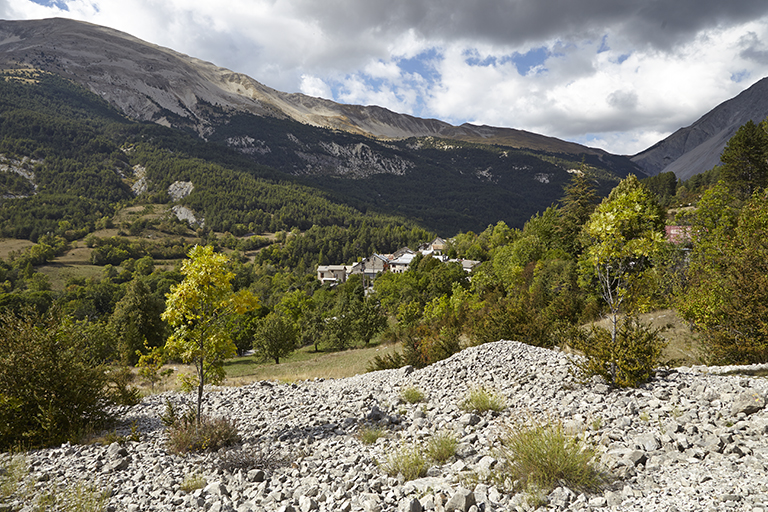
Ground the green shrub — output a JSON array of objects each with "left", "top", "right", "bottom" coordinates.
[
  {"left": 570, "top": 317, "right": 666, "bottom": 388},
  {"left": 426, "top": 431, "right": 457, "bottom": 463},
  {"left": 357, "top": 426, "right": 386, "bottom": 445},
  {"left": 459, "top": 387, "right": 506, "bottom": 414},
  {"left": 498, "top": 420, "right": 604, "bottom": 496},
  {"left": 379, "top": 444, "right": 428, "bottom": 481},
  {"left": 0, "top": 308, "right": 114, "bottom": 450},
  {"left": 104, "top": 366, "right": 142, "bottom": 406},
  {"left": 400, "top": 386, "right": 425, "bottom": 404}
]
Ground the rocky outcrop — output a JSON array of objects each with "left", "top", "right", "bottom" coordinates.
[{"left": 3, "top": 340, "right": 768, "bottom": 511}]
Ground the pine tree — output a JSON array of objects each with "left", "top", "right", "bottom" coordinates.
[{"left": 720, "top": 118, "right": 768, "bottom": 199}]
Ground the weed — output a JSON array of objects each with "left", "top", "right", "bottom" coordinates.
[
  {"left": 357, "top": 426, "right": 386, "bottom": 445},
  {"left": 217, "top": 446, "right": 290, "bottom": 473},
  {"left": 426, "top": 431, "right": 457, "bottom": 464},
  {"left": 180, "top": 473, "right": 206, "bottom": 493},
  {"left": 400, "top": 386, "right": 425, "bottom": 404},
  {"left": 498, "top": 419, "right": 605, "bottom": 496},
  {"left": 1, "top": 454, "right": 109, "bottom": 511},
  {"left": 459, "top": 387, "right": 506, "bottom": 414},
  {"left": 379, "top": 444, "right": 428, "bottom": 481},
  {"left": 0, "top": 455, "right": 27, "bottom": 498},
  {"left": 639, "top": 411, "right": 650, "bottom": 422},
  {"left": 165, "top": 412, "right": 241, "bottom": 454}
]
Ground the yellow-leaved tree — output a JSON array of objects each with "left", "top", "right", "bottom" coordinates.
[{"left": 162, "top": 245, "right": 259, "bottom": 421}]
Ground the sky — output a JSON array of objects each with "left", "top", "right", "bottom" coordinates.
[{"left": 4, "top": 1, "right": 768, "bottom": 155}]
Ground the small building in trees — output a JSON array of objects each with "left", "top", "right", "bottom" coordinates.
[{"left": 317, "top": 264, "right": 354, "bottom": 285}]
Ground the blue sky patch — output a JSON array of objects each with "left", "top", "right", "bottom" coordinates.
[
  {"left": 731, "top": 70, "right": 750, "bottom": 83},
  {"left": 398, "top": 48, "right": 442, "bottom": 86},
  {"left": 30, "top": 0, "right": 69, "bottom": 9},
  {"left": 510, "top": 46, "right": 549, "bottom": 75}
]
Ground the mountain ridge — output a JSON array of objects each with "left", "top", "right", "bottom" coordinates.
[
  {"left": 631, "top": 76, "right": 768, "bottom": 180},
  {"left": 0, "top": 17, "right": 619, "bottom": 158}
]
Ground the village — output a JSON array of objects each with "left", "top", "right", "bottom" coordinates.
[{"left": 316, "top": 236, "right": 481, "bottom": 285}]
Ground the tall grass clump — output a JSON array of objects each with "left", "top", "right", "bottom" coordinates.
[
  {"left": 459, "top": 387, "right": 506, "bottom": 414},
  {"left": 1, "top": 454, "right": 109, "bottom": 511},
  {"left": 357, "top": 426, "right": 386, "bottom": 445},
  {"left": 426, "top": 431, "right": 458, "bottom": 463},
  {"left": 498, "top": 420, "right": 604, "bottom": 497},
  {"left": 400, "top": 386, "right": 425, "bottom": 404},
  {"left": 379, "top": 444, "right": 428, "bottom": 481}
]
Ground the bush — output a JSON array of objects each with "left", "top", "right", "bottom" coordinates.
[
  {"left": 379, "top": 444, "right": 428, "bottom": 481},
  {"left": 426, "top": 431, "right": 457, "bottom": 463},
  {"left": 570, "top": 317, "right": 666, "bottom": 388},
  {"left": 0, "top": 308, "right": 114, "bottom": 450},
  {"left": 459, "top": 387, "right": 506, "bottom": 414},
  {"left": 498, "top": 420, "right": 605, "bottom": 497},
  {"left": 162, "top": 400, "right": 241, "bottom": 454},
  {"left": 104, "top": 366, "right": 142, "bottom": 406},
  {"left": 400, "top": 386, "right": 425, "bottom": 404}
]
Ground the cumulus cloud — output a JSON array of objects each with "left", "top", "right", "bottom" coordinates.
[{"left": 7, "top": 0, "right": 768, "bottom": 154}]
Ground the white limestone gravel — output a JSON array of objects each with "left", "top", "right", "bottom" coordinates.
[{"left": 4, "top": 339, "right": 768, "bottom": 512}]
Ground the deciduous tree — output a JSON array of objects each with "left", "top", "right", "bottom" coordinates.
[
  {"left": 579, "top": 175, "right": 666, "bottom": 386},
  {"left": 253, "top": 312, "right": 298, "bottom": 364},
  {"left": 162, "top": 245, "right": 258, "bottom": 421}
]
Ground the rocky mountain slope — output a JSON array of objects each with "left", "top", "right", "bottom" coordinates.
[
  {"left": 0, "top": 18, "right": 619, "bottom": 158},
  {"left": 4, "top": 340, "right": 767, "bottom": 511},
  {"left": 632, "top": 77, "right": 768, "bottom": 180}
]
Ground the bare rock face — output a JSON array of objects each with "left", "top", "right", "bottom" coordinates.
[
  {"left": 631, "top": 76, "right": 768, "bottom": 180},
  {"left": 0, "top": 18, "right": 616, "bottom": 158},
  {"left": 167, "top": 181, "right": 194, "bottom": 201}
]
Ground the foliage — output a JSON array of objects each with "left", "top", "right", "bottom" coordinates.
[
  {"left": 498, "top": 419, "right": 604, "bottom": 497},
  {"left": 719, "top": 118, "right": 768, "bottom": 199},
  {"left": 136, "top": 344, "right": 172, "bottom": 392},
  {"left": 253, "top": 311, "right": 298, "bottom": 364},
  {"left": 426, "top": 431, "right": 458, "bottom": 463},
  {"left": 641, "top": 171, "right": 678, "bottom": 207},
  {"left": 103, "top": 366, "right": 142, "bottom": 406},
  {"left": 557, "top": 170, "right": 600, "bottom": 256},
  {"left": 229, "top": 310, "right": 261, "bottom": 356},
  {"left": 0, "top": 308, "right": 113, "bottom": 450},
  {"left": 353, "top": 297, "right": 388, "bottom": 346},
  {"left": 162, "top": 245, "right": 259, "bottom": 421},
  {"left": 400, "top": 386, "right": 425, "bottom": 404},
  {"left": 579, "top": 174, "right": 666, "bottom": 385},
  {"left": 678, "top": 188, "right": 768, "bottom": 363},
  {"left": 459, "top": 387, "right": 507, "bottom": 413},
  {"left": 570, "top": 317, "right": 667, "bottom": 388},
  {"left": 108, "top": 277, "right": 165, "bottom": 365},
  {"left": 379, "top": 444, "right": 428, "bottom": 481}
]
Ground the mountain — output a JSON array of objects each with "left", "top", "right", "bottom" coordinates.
[
  {"left": 0, "top": 17, "right": 622, "bottom": 157},
  {"left": 632, "top": 77, "right": 768, "bottom": 180},
  {"left": 0, "top": 17, "right": 641, "bottom": 237}
]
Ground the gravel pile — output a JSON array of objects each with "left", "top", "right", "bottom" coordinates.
[{"left": 4, "top": 340, "right": 768, "bottom": 512}]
